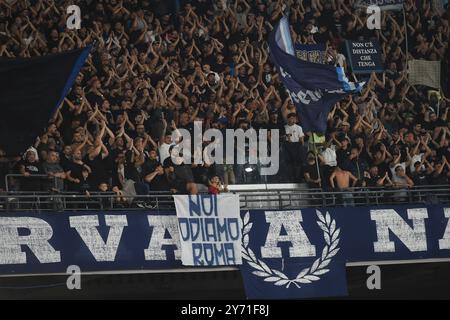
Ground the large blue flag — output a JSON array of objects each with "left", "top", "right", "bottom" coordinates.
[
  {"left": 269, "top": 17, "right": 365, "bottom": 133},
  {"left": 0, "top": 47, "right": 91, "bottom": 156}
]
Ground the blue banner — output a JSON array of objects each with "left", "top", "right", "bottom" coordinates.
[
  {"left": 355, "top": 0, "right": 404, "bottom": 11},
  {"left": 268, "top": 18, "right": 365, "bottom": 133},
  {"left": 0, "top": 47, "right": 91, "bottom": 156},
  {"left": 1, "top": 204, "right": 450, "bottom": 299},
  {"left": 240, "top": 210, "right": 348, "bottom": 299},
  {"left": 295, "top": 44, "right": 327, "bottom": 64},
  {"left": 0, "top": 211, "right": 182, "bottom": 275},
  {"left": 239, "top": 205, "right": 450, "bottom": 298}
]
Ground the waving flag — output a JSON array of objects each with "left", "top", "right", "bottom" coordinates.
[
  {"left": 408, "top": 59, "right": 441, "bottom": 89},
  {"left": 0, "top": 47, "right": 91, "bottom": 156},
  {"left": 269, "top": 17, "right": 365, "bottom": 133}
]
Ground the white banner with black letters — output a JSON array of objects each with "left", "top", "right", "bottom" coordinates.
[{"left": 173, "top": 194, "right": 242, "bottom": 266}]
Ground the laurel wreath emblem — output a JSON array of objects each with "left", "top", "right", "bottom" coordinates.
[{"left": 241, "top": 210, "right": 341, "bottom": 288}]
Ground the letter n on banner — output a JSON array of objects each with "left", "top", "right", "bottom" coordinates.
[{"left": 173, "top": 194, "right": 242, "bottom": 266}]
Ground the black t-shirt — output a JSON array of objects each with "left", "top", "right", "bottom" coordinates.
[
  {"left": 412, "top": 171, "right": 429, "bottom": 186},
  {"left": 86, "top": 91, "right": 104, "bottom": 107},
  {"left": 123, "top": 151, "right": 141, "bottom": 182},
  {"left": 358, "top": 148, "right": 371, "bottom": 165},
  {"left": 201, "top": 53, "right": 216, "bottom": 67},
  {"left": 66, "top": 161, "right": 85, "bottom": 191},
  {"left": 191, "top": 164, "right": 210, "bottom": 185},
  {"left": 211, "top": 62, "right": 228, "bottom": 74},
  {"left": 76, "top": 176, "right": 94, "bottom": 193},
  {"left": 436, "top": 146, "right": 450, "bottom": 160},
  {"left": 84, "top": 153, "right": 111, "bottom": 186},
  {"left": 365, "top": 174, "right": 382, "bottom": 187},
  {"left": 318, "top": 8, "right": 335, "bottom": 29},
  {"left": 265, "top": 120, "right": 284, "bottom": 134},
  {"left": 68, "top": 161, "right": 84, "bottom": 180},
  {"left": 336, "top": 147, "right": 351, "bottom": 170},
  {"left": 47, "top": 38, "right": 59, "bottom": 50},
  {"left": 431, "top": 171, "right": 448, "bottom": 185},
  {"left": 19, "top": 160, "right": 44, "bottom": 191},
  {"left": 60, "top": 155, "right": 72, "bottom": 172},
  {"left": 174, "top": 164, "right": 194, "bottom": 183},
  {"left": 182, "top": 66, "right": 196, "bottom": 78},
  {"left": 0, "top": 159, "right": 9, "bottom": 188},
  {"left": 372, "top": 162, "right": 389, "bottom": 178},
  {"left": 424, "top": 119, "right": 446, "bottom": 131},
  {"left": 148, "top": 172, "right": 171, "bottom": 191},
  {"left": 141, "top": 159, "right": 160, "bottom": 180},
  {"left": 304, "top": 163, "right": 321, "bottom": 188},
  {"left": 348, "top": 158, "right": 368, "bottom": 179},
  {"left": 20, "top": 160, "right": 43, "bottom": 175}
]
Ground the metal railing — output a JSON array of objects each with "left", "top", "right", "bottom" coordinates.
[
  {"left": 5, "top": 174, "right": 58, "bottom": 192},
  {"left": 0, "top": 185, "right": 449, "bottom": 212}
]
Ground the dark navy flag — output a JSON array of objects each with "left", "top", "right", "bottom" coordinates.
[
  {"left": 269, "top": 17, "right": 365, "bottom": 133},
  {"left": 239, "top": 210, "right": 348, "bottom": 299},
  {"left": 0, "top": 47, "right": 91, "bottom": 156}
]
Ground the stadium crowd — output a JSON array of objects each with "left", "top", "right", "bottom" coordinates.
[{"left": 0, "top": 0, "right": 449, "bottom": 199}]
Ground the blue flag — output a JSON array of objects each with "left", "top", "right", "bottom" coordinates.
[
  {"left": 268, "top": 17, "right": 365, "bottom": 133},
  {"left": 0, "top": 47, "right": 91, "bottom": 155}
]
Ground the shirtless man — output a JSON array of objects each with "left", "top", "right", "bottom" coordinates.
[{"left": 330, "top": 166, "right": 358, "bottom": 207}]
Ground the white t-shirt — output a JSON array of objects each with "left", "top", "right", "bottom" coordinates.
[
  {"left": 284, "top": 124, "right": 304, "bottom": 143},
  {"left": 321, "top": 146, "right": 337, "bottom": 167}
]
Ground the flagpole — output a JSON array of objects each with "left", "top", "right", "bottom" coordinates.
[
  {"left": 402, "top": 4, "right": 409, "bottom": 72},
  {"left": 312, "top": 133, "right": 322, "bottom": 189}
]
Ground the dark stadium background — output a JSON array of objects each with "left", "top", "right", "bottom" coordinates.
[{"left": 1, "top": 262, "right": 450, "bottom": 299}]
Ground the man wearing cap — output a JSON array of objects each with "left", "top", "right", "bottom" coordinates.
[{"left": 336, "top": 135, "right": 352, "bottom": 171}]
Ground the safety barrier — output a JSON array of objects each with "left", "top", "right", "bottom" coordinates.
[{"left": 0, "top": 185, "right": 449, "bottom": 212}]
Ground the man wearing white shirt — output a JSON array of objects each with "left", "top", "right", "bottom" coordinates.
[
  {"left": 285, "top": 113, "right": 305, "bottom": 144},
  {"left": 318, "top": 143, "right": 337, "bottom": 190},
  {"left": 158, "top": 121, "right": 182, "bottom": 164},
  {"left": 283, "top": 113, "right": 305, "bottom": 182},
  {"left": 158, "top": 134, "right": 174, "bottom": 164},
  {"left": 320, "top": 145, "right": 337, "bottom": 167}
]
